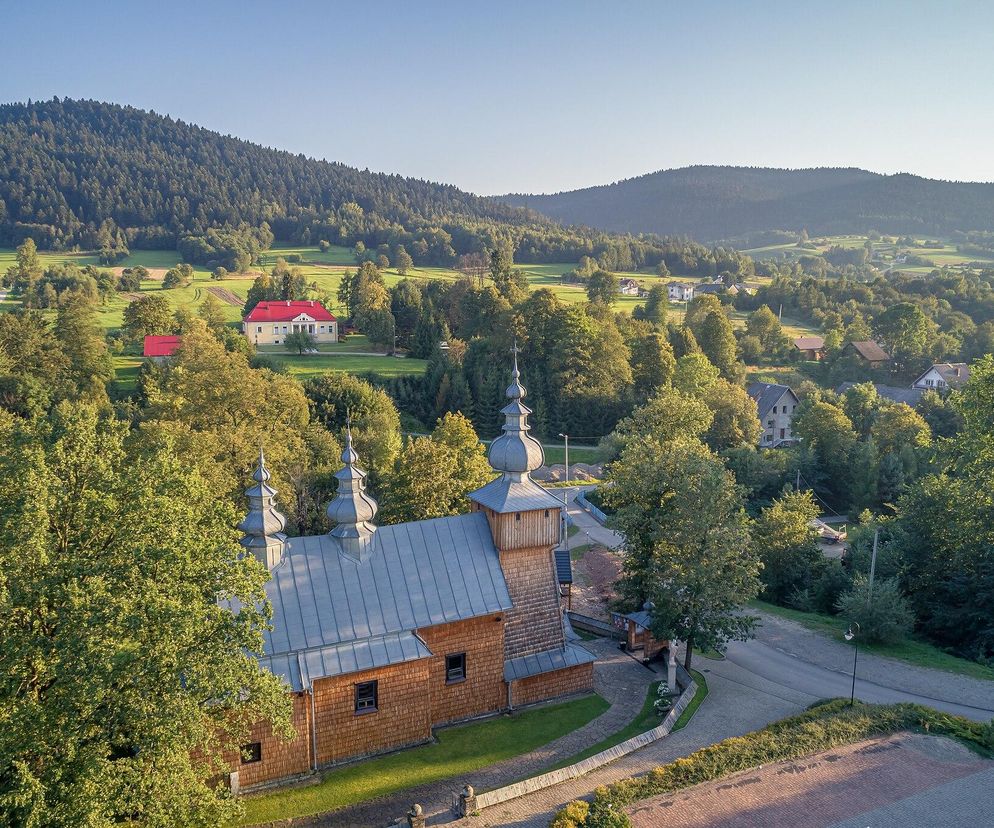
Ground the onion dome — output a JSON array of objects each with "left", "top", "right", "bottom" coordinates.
[
  {"left": 238, "top": 447, "right": 288, "bottom": 569},
  {"left": 487, "top": 345, "right": 545, "bottom": 481},
  {"left": 327, "top": 424, "right": 378, "bottom": 559}
]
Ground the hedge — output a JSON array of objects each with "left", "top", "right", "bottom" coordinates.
[{"left": 549, "top": 699, "right": 994, "bottom": 827}]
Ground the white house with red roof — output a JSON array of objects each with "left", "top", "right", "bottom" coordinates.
[{"left": 242, "top": 300, "right": 338, "bottom": 346}]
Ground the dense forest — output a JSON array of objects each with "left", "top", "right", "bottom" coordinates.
[
  {"left": 502, "top": 165, "right": 994, "bottom": 241},
  {"left": 0, "top": 98, "right": 714, "bottom": 270}
]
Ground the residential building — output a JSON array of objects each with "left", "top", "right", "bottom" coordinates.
[
  {"left": 228, "top": 356, "right": 594, "bottom": 790},
  {"left": 668, "top": 282, "right": 694, "bottom": 302},
  {"left": 792, "top": 336, "right": 825, "bottom": 361},
  {"left": 618, "top": 278, "right": 640, "bottom": 296},
  {"left": 747, "top": 382, "right": 800, "bottom": 447},
  {"left": 912, "top": 363, "right": 970, "bottom": 391},
  {"left": 143, "top": 334, "right": 182, "bottom": 359},
  {"left": 841, "top": 340, "right": 890, "bottom": 369},
  {"left": 242, "top": 300, "right": 338, "bottom": 346},
  {"left": 692, "top": 282, "right": 725, "bottom": 297},
  {"left": 835, "top": 382, "right": 924, "bottom": 407}
]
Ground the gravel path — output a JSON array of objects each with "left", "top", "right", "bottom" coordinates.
[
  {"left": 292, "top": 638, "right": 654, "bottom": 828},
  {"left": 752, "top": 609, "right": 994, "bottom": 710}
]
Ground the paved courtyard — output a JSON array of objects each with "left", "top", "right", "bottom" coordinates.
[{"left": 627, "top": 733, "right": 994, "bottom": 828}]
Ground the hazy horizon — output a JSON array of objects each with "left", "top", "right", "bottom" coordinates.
[{"left": 3, "top": 0, "right": 992, "bottom": 195}]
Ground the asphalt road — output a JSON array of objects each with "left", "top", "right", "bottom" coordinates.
[{"left": 722, "top": 638, "right": 994, "bottom": 722}]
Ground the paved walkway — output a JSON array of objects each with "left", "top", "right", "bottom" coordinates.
[
  {"left": 296, "top": 639, "right": 654, "bottom": 828},
  {"left": 627, "top": 733, "right": 994, "bottom": 828},
  {"left": 459, "top": 650, "right": 812, "bottom": 828},
  {"left": 561, "top": 487, "right": 623, "bottom": 551}
]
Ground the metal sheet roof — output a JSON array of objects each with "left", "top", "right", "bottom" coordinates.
[
  {"left": 264, "top": 512, "right": 512, "bottom": 661},
  {"left": 504, "top": 642, "right": 596, "bottom": 683},
  {"left": 470, "top": 476, "right": 565, "bottom": 514},
  {"left": 259, "top": 631, "right": 433, "bottom": 691}
]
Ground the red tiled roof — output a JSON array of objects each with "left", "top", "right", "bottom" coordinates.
[
  {"left": 143, "top": 335, "right": 182, "bottom": 357},
  {"left": 244, "top": 300, "right": 336, "bottom": 323}
]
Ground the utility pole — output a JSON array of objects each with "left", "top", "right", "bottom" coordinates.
[
  {"left": 867, "top": 527, "right": 879, "bottom": 605},
  {"left": 796, "top": 469, "right": 801, "bottom": 492},
  {"left": 558, "top": 433, "right": 569, "bottom": 486},
  {"left": 778, "top": 302, "right": 783, "bottom": 322}
]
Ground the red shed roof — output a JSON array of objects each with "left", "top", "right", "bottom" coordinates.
[
  {"left": 244, "top": 300, "right": 336, "bottom": 323},
  {"left": 143, "top": 335, "right": 182, "bottom": 357}
]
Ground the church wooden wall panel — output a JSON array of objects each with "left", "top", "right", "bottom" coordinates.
[{"left": 418, "top": 614, "right": 506, "bottom": 725}]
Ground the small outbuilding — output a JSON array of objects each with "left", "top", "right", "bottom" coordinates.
[{"left": 612, "top": 603, "right": 668, "bottom": 662}]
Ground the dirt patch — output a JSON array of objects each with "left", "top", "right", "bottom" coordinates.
[
  {"left": 206, "top": 286, "right": 243, "bottom": 306},
  {"left": 570, "top": 543, "right": 622, "bottom": 619},
  {"left": 120, "top": 292, "right": 144, "bottom": 301}
]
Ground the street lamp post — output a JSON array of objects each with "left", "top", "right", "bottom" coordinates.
[
  {"left": 844, "top": 622, "right": 860, "bottom": 706},
  {"left": 558, "top": 433, "right": 569, "bottom": 485}
]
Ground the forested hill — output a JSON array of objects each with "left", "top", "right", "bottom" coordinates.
[
  {"left": 0, "top": 98, "right": 585, "bottom": 261},
  {"left": 501, "top": 166, "right": 994, "bottom": 242}
]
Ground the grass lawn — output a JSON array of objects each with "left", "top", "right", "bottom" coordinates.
[
  {"left": 240, "top": 693, "right": 609, "bottom": 826},
  {"left": 750, "top": 600, "right": 994, "bottom": 682},
  {"left": 110, "top": 355, "right": 144, "bottom": 394},
  {"left": 265, "top": 353, "right": 428, "bottom": 379},
  {"left": 541, "top": 443, "right": 601, "bottom": 466},
  {"left": 671, "top": 670, "right": 708, "bottom": 732}
]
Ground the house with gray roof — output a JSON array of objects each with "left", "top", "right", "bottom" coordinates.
[
  {"left": 835, "top": 382, "right": 924, "bottom": 407},
  {"left": 747, "top": 382, "right": 800, "bottom": 447},
  {"left": 229, "top": 353, "right": 594, "bottom": 790},
  {"left": 912, "top": 363, "right": 970, "bottom": 392}
]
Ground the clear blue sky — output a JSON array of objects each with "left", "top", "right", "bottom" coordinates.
[{"left": 2, "top": 0, "right": 992, "bottom": 194}]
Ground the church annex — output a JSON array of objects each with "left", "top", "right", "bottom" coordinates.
[{"left": 231, "top": 355, "right": 595, "bottom": 789}]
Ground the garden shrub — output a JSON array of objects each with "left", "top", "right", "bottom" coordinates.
[{"left": 549, "top": 800, "right": 589, "bottom": 828}]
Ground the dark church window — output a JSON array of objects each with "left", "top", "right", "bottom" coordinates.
[
  {"left": 446, "top": 653, "right": 467, "bottom": 683},
  {"left": 241, "top": 742, "right": 262, "bottom": 764},
  {"left": 355, "top": 680, "right": 378, "bottom": 713}
]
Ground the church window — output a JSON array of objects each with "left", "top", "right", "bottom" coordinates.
[
  {"left": 240, "top": 742, "right": 262, "bottom": 764},
  {"left": 355, "top": 680, "right": 378, "bottom": 713},
  {"left": 445, "top": 653, "right": 466, "bottom": 683}
]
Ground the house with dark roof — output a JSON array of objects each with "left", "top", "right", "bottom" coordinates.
[
  {"left": 747, "top": 382, "right": 800, "bottom": 447},
  {"left": 692, "top": 282, "right": 725, "bottom": 297},
  {"left": 618, "top": 277, "right": 640, "bottom": 295},
  {"left": 792, "top": 336, "right": 825, "bottom": 361},
  {"left": 242, "top": 300, "right": 338, "bottom": 346},
  {"left": 912, "top": 363, "right": 970, "bottom": 391},
  {"left": 842, "top": 340, "right": 890, "bottom": 368},
  {"left": 228, "top": 355, "right": 593, "bottom": 790}
]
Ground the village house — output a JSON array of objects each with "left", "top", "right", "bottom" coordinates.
[
  {"left": 242, "top": 300, "right": 338, "bottom": 346},
  {"left": 841, "top": 340, "right": 890, "bottom": 369},
  {"left": 792, "top": 336, "right": 825, "bottom": 361},
  {"left": 143, "top": 334, "right": 182, "bottom": 360},
  {"left": 612, "top": 602, "right": 667, "bottom": 663},
  {"left": 228, "top": 356, "right": 594, "bottom": 791},
  {"left": 667, "top": 282, "right": 694, "bottom": 302},
  {"left": 911, "top": 362, "right": 970, "bottom": 391},
  {"left": 692, "top": 282, "right": 725, "bottom": 298},
  {"left": 618, "top": 278, "right": 640, "bottom": 296},
  {"left": 747, "top": 382, "right": 800, "bottom": 448}
]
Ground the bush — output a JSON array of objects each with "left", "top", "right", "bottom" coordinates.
[
  {"left": 286, "top": 253, "right": 303, "bottom": 263},
  {"left": 318, "top": 240, "right": 331, "bottom": 253},
  {"left": 550, "top": 700, "right": 993, "bottom": 825},
  {"left": 550, "top": 800, "right": 589, "bottom": 828},
  {"left": 835, "top": 576, "right": 914, "bottom": 644},
  {"left": 811, "top": 559, "right": 851, "bottom": 615}
]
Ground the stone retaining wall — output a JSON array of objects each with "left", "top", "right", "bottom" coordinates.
[{"left": 472, "top": 665, "right": 697, "bottom": 812}]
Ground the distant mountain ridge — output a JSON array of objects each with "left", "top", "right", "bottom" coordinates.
[{"left": 500, "top": 166, "right": 994, "bottom": 241}]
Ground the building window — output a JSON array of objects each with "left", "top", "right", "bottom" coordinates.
[
  {"left": 240, "top": 742, "right": 262, "bottom": 764},
  {"left": 780, "top": 428, "right": 786, "bottom": 439},
  {"left": 355, "top": 680, "right": 378, "bottom": 713},
  {"left": 445, "top": 653, "right": 467, "bottom": 683},
  {"left": 515, "top": 513, "right": 521, "bottom": 522},
  {"left": 544, "top": 509, "right": 550, "bottom": 518},
  {"left": 256, "top": 326, "right": 262, "bottom": 333},
  {"left": 273, "top": 325, "right": 278, "bottom": 334},
  {"left": 767, "top": 420, "right": 774, "bottom": 427}
]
